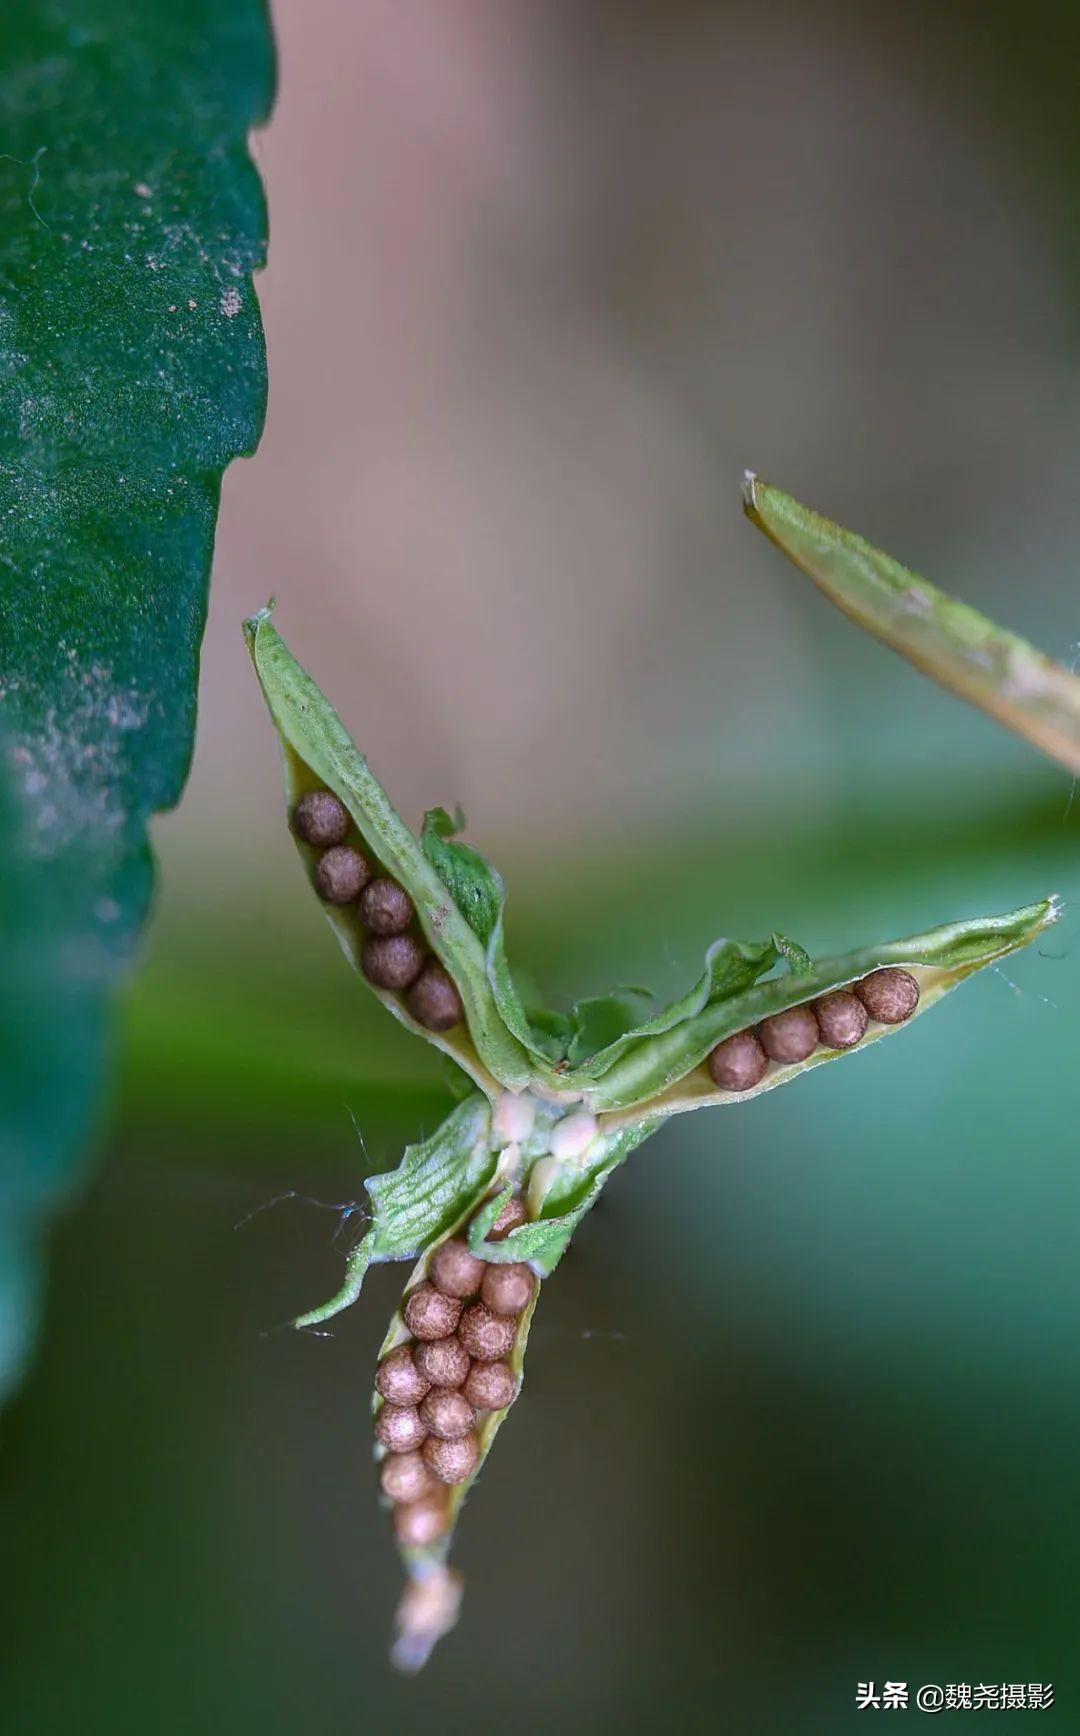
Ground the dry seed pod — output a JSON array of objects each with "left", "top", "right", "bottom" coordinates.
[
  {"left": 407, "top": 961, "right": 464, "bottom": 1032},
  {"left": 481, "top": 1262, "right": 535, "bottom": 1317},
  {"left": 428, "top": 1237, "right": 486, "bottom": 1300},
  {"left": 419, "top": 1388, "right": 477, "bottom": 1442},
  {"left": 394, "top": 1491, "right": 450, "bottom": 1547},
  {"left": 423, "top": 1432, "right": 480, "bottom": 1486},
  {"left": 813, "top": 989, "right": 869, "bottom": 1050},
  {"left": 359, "top": 877, "right": 414, "bottom": 936},
  {"left": 707, "top": 1028, "right": 768, "bottom": 1092},
  {"left": 314, "top": 844, "right": 370, "bottom": 904},
  {"left": 458, "top": 1303, "right": 517, "bottom": 1362},
  {"left": 414, "top": 1335, "right": 471, "bottom": 1389},
  {"left": 758, "top": 1003, "right": 820, "bottom": 1064},
  {"left": 481, "top": 1194, "right": 528, "bottom": 1243},
  {"left": 375, "top": 1403, "right": 428, "bottom": 1453},
  {"left": 855, "top": 967, "right": 920, "bottom": 1024},
  {"left": 462, "top": 1360, "right": 517, "bottom": 1412},
  {"left": 362, "top": 932, "right": 426, "bottom": 991},
  {"left": 380, "top": 1450, "right": 435, "bottom": 1504},
  {"left": 375, "top": 1344, "right": 431, "bottom": 1407},
  {"left": 293, "top": 789, "right": 349, "bottom": 847},
  {"left": 403, "top": 1283, "right": 464, "bottom": 1342}
]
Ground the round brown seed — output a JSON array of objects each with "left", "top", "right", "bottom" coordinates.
[
  {"left": 358, "top": 877, "right": 414, "bottom": 936},
  {"left": 481, "top": 1195, "right": 528, "bottom": 1243},
  {"left": 379, "top": 1450, "right": 434, "bottom": 1504},
  {"left": 758, "top": 1003, "right": 820, "bottom": 1064},
  {"left": 423, "top": 1432, "right": 480, "bottom": 1486},
  {"left": 419, "top": 1388, "right": 476, "bottom": 1442},
  {"left": 374, "top": 1344, "right": 431, "bottom": 1407},
  {"left": 293, "top": 789, "right": 349, "bottom": 848},
  {"left": 403, "top": 1283, "right": 463, "bottom": 1342},
  {"left": 375, "top": 1403, "right": 427, "bottom": 1453},
  {"left": 458, "top": 1302, "right": 517, "bottom": 1361},
  {"left": 428, "top": 1237, "right": 486, "bottom": 1300},
  {"left": 707, "top": 1028, "right": 768, "bottom": 1092},
  {"left": 813, "top": 989, "right": 869, "bottom": 1050},
  {"left": 462, "top": 1360, "right": 517, "bottom": 1411},
  {"left": 393, "top": 1491, "right": 449, "bottom": 1547},
  {"left": 481, "top": 1262, "right": 535, "bottom": 1316},
  {"left": 414, "top": 1335, "right": 471, "bottom": 1389},
  {"left": 855, "top": 967, "right": 920, "bottom": 1024},
  {"left": 407, "top": 961, "right": 464, "bottom": 1032},
  {"left": 362, "top": 932, "right": 426, "bottom": 991},
  {"left": 313, "top": 844, "right": 370, "bottom": 904}
]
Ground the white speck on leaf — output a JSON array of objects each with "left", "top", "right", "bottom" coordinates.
[{"left": 219, "top": 287, "right": 241, "bottom": 318}]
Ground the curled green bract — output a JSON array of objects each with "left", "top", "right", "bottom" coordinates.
[{"left": 246, "top": 604, "right": 1059, "bottom": 1668}]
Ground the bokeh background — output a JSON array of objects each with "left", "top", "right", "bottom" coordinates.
[{"left": 4, "top": 2, "right": 1080, "bottom": 1730}]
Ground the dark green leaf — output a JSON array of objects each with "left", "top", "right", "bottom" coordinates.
[{"left": 0, "top": 0, "right": 272, "bottom": 1396}]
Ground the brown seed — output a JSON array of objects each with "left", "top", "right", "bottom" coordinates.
[
  {"left": 293, "top": 789, "right": 349, "bottom": 848},
  {"left": 423, "top": 1432, "right": 480, "bottom": 1486},
  {"left": 407, "top": 961, "right": 464, "bottom": 1032},
  {"left": 419, "top": 1388, "right": 476, "bottom": 1441},
  {"left": 375, "top": 1403, "right": 427, "bottom": 1453},
  {"left": 481, "top": 1195, "right": 529, "bottom": 1243},
  {"left": 855, "top": 967, "right": 920, "bottom": 1024},
  {"left": 481, "top": 1262, "right": 535, "bottom": 1316},
  {"left": 428, "top": 1237, "right": 486, "bottom": 1300},
  {"left": 414, "top": 1335, "right": 471, "bottom": 1389},
  {"left": 374, "top": 1344, "right": 430, "bottom": 1407},
  {"left": 393, "top": 1491, "right": 449, "bottom": 1547},
  {"left": 458, "top": 1302, "right": 517, "bottom": 1361},
  {"left": 358, "top": 877, "right": 414, "bottom": 935},
  {"left": 403, "top": 1282, "right": 463, "bottom": 1342},
  {"left": 758, "top": 1003, "right": 820, "bottom": 1064},
  {"left": 362, "top": 932, "right": 425, "bottom": 990},
  {"left": 462, "top": 1360, "right": 517, "bottom": 1411},
  {"left": 313, "top": 844, "right": 370, "bottom": 904},
  {"left": 707, "top": 1028, "right": 768, "bottom": 1092},
  {"left": 813, "top": 989, "right": 869, "bottom": 1050},
  {"left": 379, "top": 1450, "right": 434, "bottom": 1504}
]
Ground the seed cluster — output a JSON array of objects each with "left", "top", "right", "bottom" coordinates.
[
  {"left": 293, "top": 788, "right": 464, "bottom": 1032},
  {"left": 707, "top": 967, "right": 920, "bottom": 1093},
  {"left": 375, "top": 1199, "right": 535, "bottom": 1549}
]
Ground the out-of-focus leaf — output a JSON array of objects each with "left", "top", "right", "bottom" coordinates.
[
  {"left": 0, "top": 0, "right": 272, "bottom": 1396},
  {"left": 744, "top": 474, "right": 1080, "bottom": 775}
]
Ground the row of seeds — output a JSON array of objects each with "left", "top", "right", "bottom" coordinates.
[
  {"left": 293, "top": 789, "right": 463, "bottom": 1031},
  {"left": 374, "top": 1194, "right": 534, "bottom": 1548},
  {"left": 707, "top": 967, "right": 920, "bottom": 1091}
]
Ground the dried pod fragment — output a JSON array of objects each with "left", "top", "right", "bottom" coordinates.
[
  {"left": 403, "top": 1283, "right": 464, "bottom": 1342},
  {"left": 481, "top": 1194, "right": 529, "bottom": 1243},
  {"left": 481, "top": 1262, "right": 535, "bottom": 1317},
  {"left": 380, "top": 1450, "right": 435, "bottom": 1504},
  {"left": 362, "top": 932, "right": 426, "bottom": 991},
  {"left": 419, "top": 1389, "right": 477, "bottom": 1442},
  {"left": 428, "top": 1238, "right": 486, "bottom": 1300},
  {"left": 407, "top": 961, "right": 464, "bottom": 1032},
  {"left": 458, "top": 1303, "right": 517, "bottom": 1362},
  {"left": 359, "top": 877, "right": 414, "bottom": 936},
  {"left": 375, "top": 1344, "right": 431, "bottom": 1407},
  {"left": 462, "top": 1360, "right": 517, "bottom": 1412},
  {"left": 414, "top": 1336, "right": 471, "bottom": 1389},
  {"left": 293, "top": 789, "right": 349, "bottom": 847},
  {"left": 707, "top": 1028, "right": 768, "bottom": 1092},
  {"left": 855, "top": 967, "right": 920, "bottom": 1024},
  {"left": 394, "top": 1491, "right": 450, "bottom": 1547},
  {"left": 423, "top": 1432, "right": 480, "bottom": 1486},
  {"left": 314, "top": 844, "right": 370, "bottom": 904},
  {"left": 812, "top": 989, "right": 869, "bottom": 1050},
  {"left": 758, "top": 1003, "right": 819, "bottom": 1064},
  {"left": 375, "top": 1403, "right": 428, "bottom": 1453}
]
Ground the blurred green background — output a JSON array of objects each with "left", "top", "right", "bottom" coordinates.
[{"left": 4, "top": 1, "right": 1080, "bottom": 1730}]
